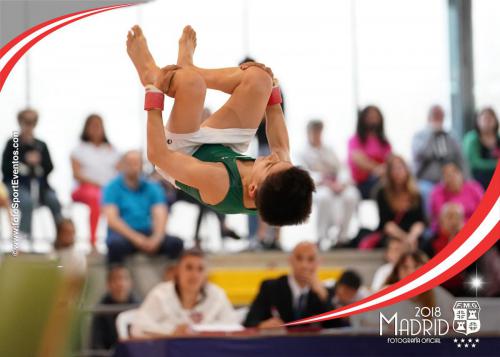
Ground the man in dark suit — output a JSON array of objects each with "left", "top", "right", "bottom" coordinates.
[{"left": 244, "top": 241, "right": 348, "bottom": 329}]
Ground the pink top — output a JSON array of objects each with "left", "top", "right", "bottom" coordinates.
[
  {"left": 430, "top": 180, "right": 484, "bottom": 229},
  {"left": 348, "top": 134, "right": 392, "bottom": 184}
]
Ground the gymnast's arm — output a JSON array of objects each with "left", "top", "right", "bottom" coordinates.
[
  {"left": 264, "top": 104, "right": 291, "bottom": 162},
  {"left": 146, "top": 109, "right": 225, "bottom": 191}
]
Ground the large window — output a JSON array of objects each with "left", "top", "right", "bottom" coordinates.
[
  {"left": 473, "top": 0, "right": 500, "bottom": 111},
  {"left": 355, "top": 0, "right": 450, "bottom": 158},
  {"left": 1, "top": 1, "right": 453, "bottom": 240}
]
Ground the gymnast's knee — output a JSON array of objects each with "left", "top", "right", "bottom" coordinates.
[
  {"left": 242, "top": 66, "right": 273, "bottom": 96},
  {"left": 167, "top": 68, "right": 206, "bottom": 97}
]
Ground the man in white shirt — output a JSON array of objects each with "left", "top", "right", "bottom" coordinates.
[
  {"left": 298, "top": 120, "right": 360, "bottom": 246},
  {"left": 131, "top": 249, "right": 239, "bottom": 337}
]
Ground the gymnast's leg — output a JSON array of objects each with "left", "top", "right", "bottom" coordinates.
[
  {"left": 177, "top": 26, "right": 273, "bottom": 130},
  {"left": 127, "top": 25, "right": 206, "bottom": 134}
]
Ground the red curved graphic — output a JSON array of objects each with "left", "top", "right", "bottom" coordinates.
[
  {"left": 0, "top": 4, "right": 133, "bottom": 91},
  {"left": 288, "top": 164, "right": 499, "bottom": 325},
  {"left": 0, "top": 0, "right": 498, "bottom": 330},
  {"left": 0, "top": 4, "right": 132, "bottom": 60}
]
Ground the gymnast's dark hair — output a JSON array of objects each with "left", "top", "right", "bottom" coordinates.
[
  {"left": 80, "top": 113, "right": 110, "bottom": 144},
  {"left": 356, "top": 105, "right": 388, "bottom": 144},
  {"left": 255, "top": 166, "right": 315, "bottom": 226}
]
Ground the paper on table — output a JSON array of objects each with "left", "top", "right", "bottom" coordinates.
[{"left": 190, "top": 324, "right": 245, "bottom": 332}]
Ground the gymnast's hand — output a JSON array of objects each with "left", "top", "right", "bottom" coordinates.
[
  {"left": 154, "top": 64, "right": 181, "bottom": 94},
  {"left": 240, "top": 61, "right": 274, "bottom": 80}
]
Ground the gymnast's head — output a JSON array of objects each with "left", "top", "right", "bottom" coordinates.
[{"left": 248, "top": 152, "right": 315, "bottom": 226}]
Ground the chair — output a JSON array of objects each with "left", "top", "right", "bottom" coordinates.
[{"left": 115, "top": 308, "right": 138, "bottom": 340}]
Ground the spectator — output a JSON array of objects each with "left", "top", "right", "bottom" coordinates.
[
  {"left": 91, "top": 265, "right": 138, "bottom": 350},
  {"left": 52, "top": 218, "right": 87, "bottom": 276},
  {"left": 366, "top": 155, "right": 425, "bottom": 249},
  {"left": 463, "top": 107, "right": 500, "bottom": 190},
  {"left": 383, "top": 250, "right": 454, "bottom": 323},
  {"left": 412, "top": 105, "right": 466, "bottom": 215},
  {"left": 1, "top": 109, "right": 62, "bottom": 245},
  {"left": 102, "top": 150, "right": 183, "bottom": 264},
  {"left": 71, "top": 114, "right": 120, "bottom": 248},
  {"left": 348, "top": 105, "right": 392, "bottom": 199},
  {"left": 298, "top": 120, "right": 360, "bottom": 246},
  {"left": 427, "top": 202, "right": 464, "bottom": 257},
  {"left": 331, "top": 270, "right": 364, "bottom": 307},
  {"left": 423, "top": 203, "right": 466, "bottom": 296},
  {"left": 131, "top": 249, "right": 239, "bottom": 337},
  {"left": 429, "top": 161, "right": 483, "bottom": 231},
  {"left": 371, "top": 237, "right": 409, "bottom": 292},
  {"left": 244, "top": 241, "right": 348, "bottom": 329}
]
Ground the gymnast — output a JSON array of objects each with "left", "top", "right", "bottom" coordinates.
[{"left": 126, "top": 25, "right": 314, "bottom": 226}]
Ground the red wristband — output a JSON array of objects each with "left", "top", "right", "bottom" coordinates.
[
  {"left": 144, "top": 85, "right": 164, "bottom": 111},
  {"left": 268, "top": 86, "right": 282, "bottom": 106}
]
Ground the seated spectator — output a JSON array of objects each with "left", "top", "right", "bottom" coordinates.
[
  {"left": 131, "top": 249, "right": 239, "bottom": 337},
  {"left": 1, "top": 109, "right": 62, "bottom": 245},
  {"left": 463, "top": 107, "right": 500, "bottom": 190},
  {"left": 348, "top": 106, "right": 392, "bottom": 199},
  {"left": 424, "top": 203, "right": 466, "bottom": 296},
  {"left": 52, "top": 218, "right": 87, "bottom": 276},
  {"left": 91, "top": 265, "right": 138, "bottom": 350},
  {"left": 429, "top": 161, "right": 483, "bottom": 231},
  {"left": 244, "top": 241, "right": 348, "bottom": 329},
  {"left": 382, "top": 250, "right": 454, "bottom": 323},
  {"left": 427, "top": 202, "right": 464, "bottom": 257},
  {"left": 411, "top": 105, "right": 465, "bottom": 216},
  {"left": 102, "top": 150, "right": 183, "bottom": 264},
  {"left": 71, "top": 114, "right": 120, "bottom": 248},
  {"left": 298, "top": 120, "right": 360, "bottom": 246},
  {"left": 361, "top": 155, "right": 425, "bottom": 249},
  {"left": 371, "top": 237, "right": 409, "bottom": 292},
  {"left": 331, "top": 270, "right": 364, "bottom": 307}
]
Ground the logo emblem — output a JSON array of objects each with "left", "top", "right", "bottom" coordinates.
[{"left": 453, "top": 301, "right": 481, "bottom": 336}]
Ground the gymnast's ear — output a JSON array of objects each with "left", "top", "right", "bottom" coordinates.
[{"left": 248, "top": 183, "right": 258, "bottom": 199}]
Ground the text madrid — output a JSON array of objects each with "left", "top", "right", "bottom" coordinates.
[{"left": 379, "top": 313, "right": 449, "bottom": 336}]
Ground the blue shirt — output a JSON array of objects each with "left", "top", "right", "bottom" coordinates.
[{"left": 102, "top": 175, "right": 165, "bottom": 232}]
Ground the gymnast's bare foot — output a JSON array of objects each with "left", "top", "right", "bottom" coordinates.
[
  {"left": 177, "top": 25, "right": 196, "bottom": 66},
  {"left": 126, "top": 25, "right": 160, "bottom": 86}
]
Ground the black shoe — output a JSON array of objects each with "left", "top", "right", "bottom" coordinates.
[{"left": 221, "top": 228, "right": 241, "bottom": 240}]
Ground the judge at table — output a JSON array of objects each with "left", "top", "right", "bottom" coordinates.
[
  {"left": 131, "top": 249, "right": 239, "bottom": 337},
  {"left": 244, "top": 241, "right": 348, "bottom": 329}
]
